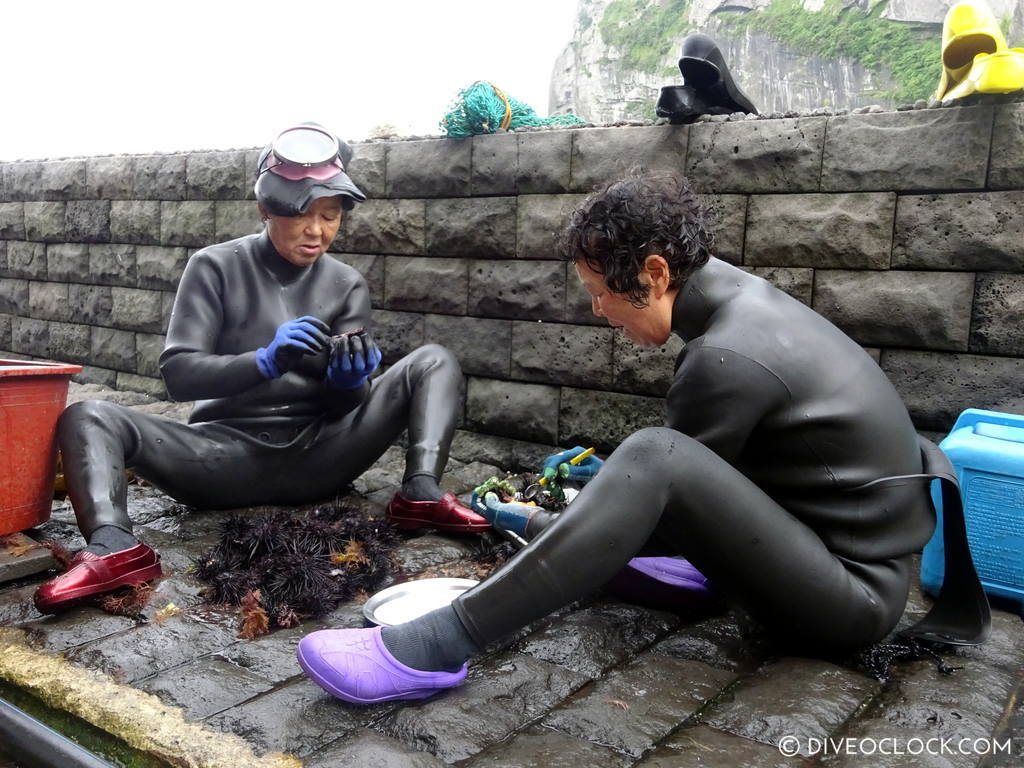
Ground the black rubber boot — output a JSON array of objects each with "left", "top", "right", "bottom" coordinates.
[
  {"left": 678, "top": 33, "right": 758, "bottom": 115},
  {"left": 656, "top": 85, "right": 731, "bottom": 124}
]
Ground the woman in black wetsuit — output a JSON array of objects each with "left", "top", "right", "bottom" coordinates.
[
  {"left": 296, "top": 170, "right": 988, "bottom": 705},
  {"left": 34, "top": 122, "right": 488, "bottom": 614}
]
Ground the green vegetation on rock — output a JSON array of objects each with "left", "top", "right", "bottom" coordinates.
[
  {"left": 625, "top": 100, "right": 658, "bottom": 121},
  {"left": 599, "top": 0, "right": 690, "bottom": 74},
  {"left": 717, "top": 0, "right": 941, "bottom": 103}
]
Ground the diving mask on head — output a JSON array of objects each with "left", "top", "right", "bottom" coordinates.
[{"left": 255, "top": 122, "right": 366, "bottom": 216}]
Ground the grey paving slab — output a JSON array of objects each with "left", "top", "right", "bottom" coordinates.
[
  {"left": 140, "top": 508, "right": 238, "bottom": 539},
  {"left": 637, "top": 724, "right": 804, "bottom": 767},
  {"left": 513, "top": 599, "right": 680, "bottom": 678},
  {"left": 465, "top": 725, "right": 631, "bottom": 768},
  {"left": 31, "top": 514, "right": 83, "bottom": 553},
  {"left": 951, "top": 609, "right": 1024, "bottom": 676},
  {"left": 134, "top": 527, "right": 219, "bottom": 577},
  {"left": 649, "top": 612, "right": 769, "bottom": 675},
  {"left": 986, "top": 674, "right": 1024, "bottom": 768},
  {"left": 139, "top": 655, "right": 276, "bottom": 720},
  {"left": 0, "top": 583, "right": 44, "bottom": 627},
  {"left": 212, "top": 613, "right": 359, "bottom": 686},
  {"left": 544, "top": 654, "right": 736, "bottom": 758},
  {"left": 439, "top": 472, "right": 476, "bottom": 497},
  {"left": 139, "top": 573, "right": 210, "bottom": 622},
  {"left": 213, "top": 631, "right": 310, "bottom": 687},
  {"left": 835, "top": 657, "right": 1017, "bottom": 748},
  {"left": 445, "top": 460, "right": 504, "bottom": 488},
  {"left": 305, "top": 728, "right": 448, "bottom": 768},
  {"left": 393, "top": 534, "right": 481, "bottom": 575},
  {"left": 23, "top": 609, "right": 137, "bottom": 653},
  {"left": 67, "top": 616, "right": 237, "bottom": 684},
  {"left": 206, "top": 677, "right": 392, "bottom": 757},
  {"left": 352, "top": 464, "right": 405, "bottom": 495},
  {"left": 378, "top": 651, "right": 588, "bottom": 763},
  {"left": 121, "top": 483, "right": 191, "bottom": 526},
  {"left": 701, "top": 657, "right": 882, "bottom": 755},
  {"left": 0, "top": 534, "right": 56, "bottom": 583}
]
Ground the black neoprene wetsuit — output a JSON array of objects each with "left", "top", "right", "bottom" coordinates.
[
  {"left": 58, "top": 231, "right": 462, "bottom": 537},
  {"left": 454, "top": 258, "right": 937, "bottom": 654}
]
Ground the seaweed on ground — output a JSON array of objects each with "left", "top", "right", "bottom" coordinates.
[
  {"left": 99, "top": 583, "right": 154, "bottom": 617},
  {"left": 415, "top": 533, "right": 518, "bottom": 582},
  {"left": 41, "top": 540, "right": 72, "bottom": 569},
  {"left": 194, "top": 500, "right": 398, "bottom": 636},
  {"left": 855, "top": 637, "right": 961, "bottom": 684}
]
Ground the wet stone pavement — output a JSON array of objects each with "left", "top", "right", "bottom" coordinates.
[{"left": 0, "top": 433, "right": 1022, "bottom": 764}]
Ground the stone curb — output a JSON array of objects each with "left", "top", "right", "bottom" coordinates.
[{"left": 0, "top": 628, "right": 300, "bottom": 768}]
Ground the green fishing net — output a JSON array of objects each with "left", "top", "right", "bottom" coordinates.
[{"left": 441, "top": 80, "right": 586, "bottom": 138}]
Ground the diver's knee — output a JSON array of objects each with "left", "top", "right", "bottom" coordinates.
[
  {"left": 614, "top": 427, "right": 690, "bottom": 468},
  {"left": 59, "top": 399, "right": 123, "bottom": 433},
  {"left": 58, "top": 400, "right": 135, "bottom": 447},
  {"left": 411, "top": 343, "right": 461, "bottom": 374}
]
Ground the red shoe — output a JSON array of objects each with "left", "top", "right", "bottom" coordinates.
[
  {"left": 386, "top": 492, "right": 491, "bottom": 533},
  {"left": 33, "top": 543, "right": 163, "bottom": 614}
]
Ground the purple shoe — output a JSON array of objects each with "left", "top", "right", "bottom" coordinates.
[
  {"left": 605, "top": 556, "right": 718, "bottom": 615},
  {"left": 297, "top": 626, "right": 467, "bottom": 704}
]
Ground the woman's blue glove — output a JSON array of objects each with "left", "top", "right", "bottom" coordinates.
[
  {"left": 327, "top": 330, "right": 382, "bottom": 391},
  {"left": 255, "top": 316, "right": 330, "bottom": 379},
  {"left": 469, "top": 491, "right": 537, "bottom": 537},
  {"left": 541, "top": 445, "right": 604, "bottom": 486}
]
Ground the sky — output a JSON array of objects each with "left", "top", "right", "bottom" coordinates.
[{"left": 0, "top": 0, "right": 580, "bottom": 161}]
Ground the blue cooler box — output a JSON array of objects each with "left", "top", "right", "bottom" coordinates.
[{"left": 920, "top": 409, "right": 1024, "bottom": 611}]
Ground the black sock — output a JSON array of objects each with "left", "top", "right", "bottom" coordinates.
[
  {"left": 381, "top": 604, "right": 480, "bottom": 672},
  {"left": 401, "top": 473, "right": 444, "bottom": 503},
  {"left": 85, "top": 525, "right": 139, "bottom": 556}
]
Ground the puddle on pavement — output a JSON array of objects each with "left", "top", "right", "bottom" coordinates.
[{"left": 0, "top": 680, "right": 170, "bottom": 768}]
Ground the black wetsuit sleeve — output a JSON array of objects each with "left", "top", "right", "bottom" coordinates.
[
  {"left": 159, "top": 253, "right": 266, "bottom": 401},
  {"left": 665, "top": 345, "right": 789, "bottom": 464},
  {"left": 330, "top": 273, "right": 371, "bottom": 335}
]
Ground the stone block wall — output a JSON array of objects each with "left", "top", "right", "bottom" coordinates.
[{"left": 2, "top": 102, "right": 1022, "bottom": 451}]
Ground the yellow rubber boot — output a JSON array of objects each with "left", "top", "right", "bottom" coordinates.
[
  {"left": 943, "top": 48, "right": 1024, "bottom": 102},
  {"left": 935, "top": 1, "right": 1008, "bottom": 101}
]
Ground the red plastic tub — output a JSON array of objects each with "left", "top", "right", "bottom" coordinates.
[{"left": 0, "top": 359, "right": 82, "bottom": 535}]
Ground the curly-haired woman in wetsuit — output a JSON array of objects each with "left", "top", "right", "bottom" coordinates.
[{"left": 295, "top": 171, "right": 986, "bottom": 705}]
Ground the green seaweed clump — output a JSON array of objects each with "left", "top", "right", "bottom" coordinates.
[{"left": 473, "top": 476, "right": 518, "bottom": 502}]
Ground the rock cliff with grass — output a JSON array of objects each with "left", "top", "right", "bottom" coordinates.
[{"left": 550, "top": 0, "right": 1024, "bottom": 120}]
